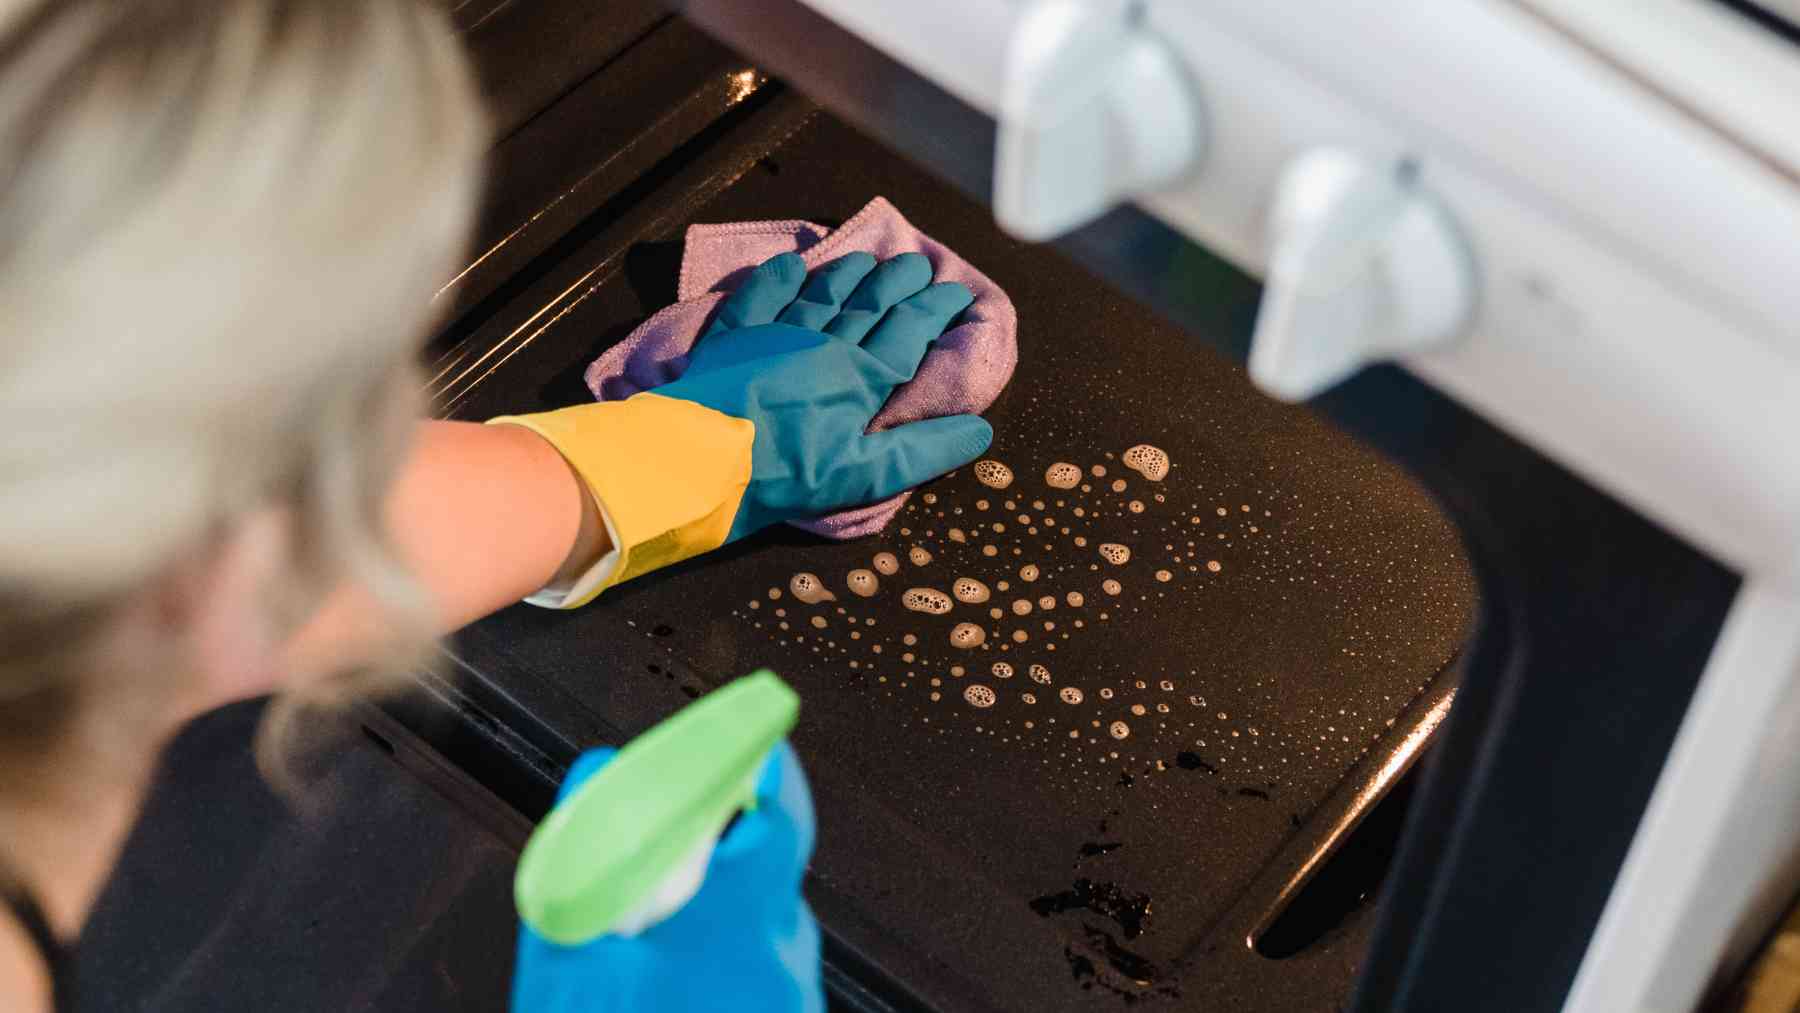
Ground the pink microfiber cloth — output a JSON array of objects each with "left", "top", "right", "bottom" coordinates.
[{"left": 585, "top": 196, "right": 1018, "bottom": 539}]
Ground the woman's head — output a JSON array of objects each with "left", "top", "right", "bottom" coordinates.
[{"left": 0, "top": 0, "right": 486, "bottom": 788}]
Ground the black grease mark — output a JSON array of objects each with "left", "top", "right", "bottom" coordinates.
[
  {"left": 1063, "top": 946, "right": 1141, "bottom": 1004},
  {"left": 1081, "top": 923, "right": 1162, "bottom": 985},
  {"left": 1064, "top": 947, "right": 1097, "bottom": 988},
  {"left": 651, "top": 624, "right": 674, "bottom": 637},
  {"left": 1237, "top": 787, "right": 1272, "bottom": 801},
  {"left": 1290, "top": 813, "right": 1304, "bottom": 829},
  {"left": 1077, "top": 841, "right": 1123, "bottom": 863},
  {"left": 1175, "top": 751, "right": 1217, "bottom": 775},
  {"left": 1030, "top": 879, "right": 1152, "bottom": 939},
  {"left": 646, "top": 663, "right": 661, "bottom": 675}
]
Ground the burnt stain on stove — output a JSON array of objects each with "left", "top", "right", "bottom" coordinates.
[
  {"left": 1076, "top": 840, "right": 1123, "bottom": 864},
  {"left": 1174, "top": 751, "right": 1217, "bottom": 775},
  {"left": 650, "top": 623, "right": 675, "bottom": 637},
  {"left": 1029, "top": 878, "right": 1152, "bottom": 940},
  {"left": 1064, "top": 946, "right": 1098, "bottom": 984},
  {"left": 1062, "top": 945, "right": 1145, "bottom": 1005},
  {"left": 1062, "top": 924, "right": 1181, "bottom": 1004},
  {"left": 1082, "top": 923, "right": 1162, "bottom": 985},
  {"left": 1237, "top": 787, "right": 1273, "bottom": 801}
]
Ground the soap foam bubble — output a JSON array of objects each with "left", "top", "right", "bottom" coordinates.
[
  {"left": 1098, "top": 543, "right": 1131, "bottom": 565},
  {"left": 1028, "top": 664, "right": 1052, "bottom": 685},
  {"left": 1102, "top": 579, "right": 1122, "bottom": 596},
  {"left": 1122, "top": 444, "right": 1170, "bottom": 481},
  {"left": 948, "top": 527, "right": 966, "bottom": 543},
  {"left": 846, "top": 569, "right": 880, "bottom": 597},
  {"left": 1155, "top": 569, "right": 1172, "bottom": 582},
  {"left": 908, "top": 546, "right": 933, "bottom": 566},
  {"left": 953, "top": 577, "right": 991, "bottom": 604},
  {"left": 950, "top": 622, "right": 987, "bottom": 649},
  {"left": 872, "top": 552, "right": 900, "bottom": 576},
  {"left": 1207, "top": 560, "right": 1222, "bottom": 572},
  {"left": 1059, "top": 687, "right": 1084, "bottom": 705},
  {"left": 1019, "top": 564, "right": 1040, "bottom": 582},
  {"left": 963, "top": 684, "right": 996, "bottom": 708},
  {"left": 1012, "top": 599, "right": 1033, "bottom": 616},
  {"left": 902, "top": 588, "right": 954, "bottom": 615},
  {"left": 992, "top": 662, "right": 1014, "bottom": 679},
  {"left": 1066, "top": 591, "right": 1085, "bottom": 607},
  {"left": 1044, "top": 463, "right": 1081, "bottom": 489},
  {"left": 789, "top": 573, "right": 836, "bottom": 604},
  {"left": 1109, "top": 721, "right": 1131, "bottom": 740},
  {"left": 973, "top": 460, "right": 1014, "bottom": 489}
]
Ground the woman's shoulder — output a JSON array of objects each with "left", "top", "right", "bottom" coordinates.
[{"left": 0, "top": 905, "right": 52, "bottom": 1013}]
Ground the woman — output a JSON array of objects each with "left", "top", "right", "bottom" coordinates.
[{"left": 0, "top": 1, "right": 990, "bottom": 1009}]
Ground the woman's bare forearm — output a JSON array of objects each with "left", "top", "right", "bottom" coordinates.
[{"left": 284, "top": 420, "right": 604, "bottom": 676}]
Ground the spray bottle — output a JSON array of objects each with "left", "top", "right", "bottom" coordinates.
[{"left": 509, "top": 670, "right": 821, "bottom": 1012}]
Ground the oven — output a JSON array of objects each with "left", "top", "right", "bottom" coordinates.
[{"left": 374, "top": 2, "right": 1800, "bottom": 1010}]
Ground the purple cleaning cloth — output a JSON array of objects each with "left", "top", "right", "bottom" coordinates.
[{"left": 585, "top": 196, "right": 1018, "bottom": 539}]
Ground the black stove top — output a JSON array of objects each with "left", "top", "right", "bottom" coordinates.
[{"left": 435, "top": 92, "right": 1474, "bottom": 1009}]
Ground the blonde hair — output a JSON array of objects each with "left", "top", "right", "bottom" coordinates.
[{"left": 0, "top": 0, "right": 486, "bottom": 782}]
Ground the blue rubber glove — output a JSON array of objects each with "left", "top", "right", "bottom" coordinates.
[
  {"left": 654, "top": 250, "right": 994, "bottom": 540},
  {"left": 511, "top": 742, "right": 824, "bottom": 1013}
]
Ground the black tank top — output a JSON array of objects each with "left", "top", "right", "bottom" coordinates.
[{"left": 1, "top": 884, "right": 73, "bottom": 1013}]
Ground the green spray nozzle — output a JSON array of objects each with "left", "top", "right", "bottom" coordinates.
[{"left": 514, "top": 670, "right": 799, "bottom": 945}]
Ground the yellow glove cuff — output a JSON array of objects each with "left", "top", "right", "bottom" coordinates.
[{"left": 487, "top": 393, "right": 754, "bottom": 608}]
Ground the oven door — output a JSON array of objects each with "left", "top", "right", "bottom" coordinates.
[{"left": 381, "top": 3, "right": 1770, "bottom": 1012}]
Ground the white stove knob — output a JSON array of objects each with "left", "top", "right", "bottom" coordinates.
[
  {"left": 994, "top": 0, "right": 1204, "bottom": 241},
  {"left": 1249, "top": 148, "right": 1476, "bottom": 402}
]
